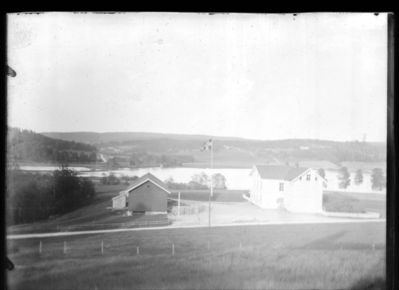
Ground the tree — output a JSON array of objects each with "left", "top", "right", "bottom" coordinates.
[
  {"left": 79, "top": 152, "right": 88, "bottom": 163},
  {"left": 164, "top": 177, "right": 175, "bottom": 184},
  {"left": 12, "top": 181, "right": 44, "bottom": 223},
  {"left": 52, "top": 167, "right": 82, "bottom": 214},
  {"left": 89, "top": 152, "right": 97, "bottom": 162},
  {"left": 354, "top": 169, "right": 363, "bottom": 185},
  {"left": 317, "top": 168, "right": 326, "bottom": 179},
  {"left": 51, "top": 166, "right": 96, "bottom": 215},
  {"left": 191, "top": 172, "right": 209, "bottom": 187},
  {"left": 164, "top": 177, "right": 188, "bottom": 190},
  {"left": 212, "top": 173, "right": 227, "bottom": 189},
  {"left": 188, "top": 172, "right": 209, "bottom": 189},
  {"left": 79, "top": 178, "right": 96, "bottom": 204},
  {"left": 337, "top": 167, "right": 350, "bottom": 189},
  {"left": 371, "top": 168, "right": 385, "bottom": 191}
]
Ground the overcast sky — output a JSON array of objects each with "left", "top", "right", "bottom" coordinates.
[{"left": 7, "top": 13, "right": 387, "bottom": 142}]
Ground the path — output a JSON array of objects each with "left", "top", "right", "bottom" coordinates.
[{"left": 7, "top": 218, "right": 385, "bottom": 240}]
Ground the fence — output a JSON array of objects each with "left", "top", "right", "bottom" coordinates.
[
  {"left": 16, "top": 239, "right": 252, "bottom": 258},
  {"left": 9, "top": 238, "right": 385, "bottom": 260},
  {"left": 171, "top": 205, "right": 207, "bottom": 216}
]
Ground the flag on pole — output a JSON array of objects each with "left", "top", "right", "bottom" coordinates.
[
  {"left": 201, "top": 139, "right": 213, "bottom": 151},
  {"left": 201, "top": 138, "right": 214, "bottom": 228}
]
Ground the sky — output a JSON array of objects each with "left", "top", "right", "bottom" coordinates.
[{"left": 7, "top": 13, "right": 388, "bottom": 142}]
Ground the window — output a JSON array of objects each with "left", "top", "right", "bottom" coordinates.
[
  {"left": 306, "top": 174, "right": 311, "bottom": 181},
  {"left": 279, "top": 182, "right": 284, "bottom": 192},
  {"left": 315, "top": 177, "right": 318, "bottom": 181}
]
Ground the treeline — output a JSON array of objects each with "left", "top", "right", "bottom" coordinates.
[
  {"left": 335, "top": 167, "right": 386, "bottom": 190},
  {"left": 165, "top": 172, "right": 227, "bottom": 190},
  {"left": 101, "top": 173, "right": 138, "bottom": 185},
  {"left": 6, "top": 167, "right": 96, "bottom": 225},
  {"left": 40, "top": 130, "right": 386, "bottom": 164},
  {"left": 8, "top": 127, "right": 98, "bottom": 164},
  {"left": 271, "top": 142, "right": 385, "bottom": 164},
  {"left": 106, "top": 153, "right": 195, "bottom": 169},
  {"left": 103, "top": 139, "right": 385, "bottom": 166},
  {"left": 332, "top": 142, "right": 386, "bottom": 163}
]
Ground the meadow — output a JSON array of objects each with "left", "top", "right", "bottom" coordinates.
[
  {"left": 323, "top": 191, "right": 386, "bottom": 218},
  {"left": 7, "top": 222, "right": 385, "bottom": 290}
]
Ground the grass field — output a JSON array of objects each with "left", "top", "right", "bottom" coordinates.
[
  {"left": 7, "top": 222, "right": 385, "bottom": 290},
  {"left": 323, "top": 191, "right": 386, "bottom": 218},
  {"left": 170, "top": 189, "right": 248, "bottom": 202}
]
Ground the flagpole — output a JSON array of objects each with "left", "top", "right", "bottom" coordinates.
[{"left": 209, "top": 140, "right": 213, "bottom": 228}]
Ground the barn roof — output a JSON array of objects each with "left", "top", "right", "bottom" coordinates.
[
  {"left": 125, "top": 172, "right": 171, "bottom": 194},
  {"left": 254, "top": 165, "right": 309, "bottom": 181}
]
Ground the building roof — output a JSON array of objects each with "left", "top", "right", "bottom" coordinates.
[
  {"left": 125, "top": 172, "right": 171, "bottom": 194},
  {"left": 254, "top": 165, "right": 309, "bottom": 181}
]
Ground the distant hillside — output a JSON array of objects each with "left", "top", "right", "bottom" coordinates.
[
  {"left": 7, "top": 128, "right": 98, "bottom": 164},
  {"left": 41, "top": 131, "right": 245, "bottom": 144},
  {"left": 40, "top": 131, "right": 386, "bottom": 166}
]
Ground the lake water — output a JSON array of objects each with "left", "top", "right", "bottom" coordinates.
[
  {"left": 19, "top": 165, "right": 385, "bottom": 194},
  {"left": 19, "top": 166, "right": 91, "bottom": 172}
]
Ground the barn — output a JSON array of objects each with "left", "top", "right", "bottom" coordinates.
[
  {"left": 112, "top": 173, "right": 171, "bottom": 214},
  {"left": 246, "top": 165, "right": 326, "bottom": 213}
]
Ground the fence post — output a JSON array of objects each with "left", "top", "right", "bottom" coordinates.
[
  {"left": 207, "top": 241, "right": 210, "bottom": 250},
  {"left": 136, "top": 246, "right": 140, "bottom": 255},
  {"left": 101, "top": 240, "right": 104, "bottom": 255},
  {"left": 239, "top": 241, "right": 242, "bottom": 251},
  {"left": 172, "top": 243, "right": 175, "bottom": 256},
  {"left": 39, "top": 241, "right": 42, "bottom": 254},
  {"left": 372, "top": 243, "right": 375, "bottom": 250},
  {"left": 63, "top": 241, "right": 67, "bottom": 254}
]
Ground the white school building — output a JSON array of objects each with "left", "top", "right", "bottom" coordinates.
[{"left": 246, "top": 165, "right": 326, "bottom": 214}]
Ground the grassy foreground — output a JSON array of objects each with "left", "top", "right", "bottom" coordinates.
[{"left": 7, "top": 222, "right": 385, "bottom": 290}]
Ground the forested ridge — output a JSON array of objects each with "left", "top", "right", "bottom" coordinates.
[
  {"left": 8, "top": 127, "right": 98, "bottom": 164},
  {"left": 43, "top": 131, "right": 386, "bottom": 164}
]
